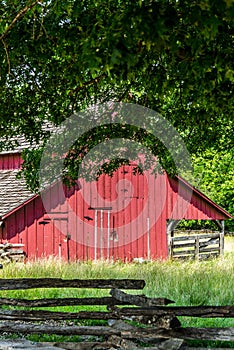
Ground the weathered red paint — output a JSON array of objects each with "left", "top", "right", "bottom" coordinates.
[
  {"left": 0, "top": 153, "right": 232, "bottom": 261},
  {"left": 0, "top": 153, "right": 22, "bottom": 170},
  {"left": 167, "top": 177, "right": 230, "bottom": 220}
]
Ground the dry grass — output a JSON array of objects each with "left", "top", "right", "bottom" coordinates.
[{"left": 225, "top": 235, "right": 234, "bottom": 253}]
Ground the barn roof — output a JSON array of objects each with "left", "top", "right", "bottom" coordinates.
[
  {"left": 175, "top": 175, "right": 233, "bottom": 219},
  {"left": 0, "top": 122, "right": 54, "bottom": 155},
  {"left": 0, "top": 136, "right": 33, "bottom": 155},
  {"left": 0, "top": 170, "right": 36, "bottom": 219}
]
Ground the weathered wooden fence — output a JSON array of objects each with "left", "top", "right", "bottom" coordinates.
[
  {"left": 0, "top": 278, "right": 233, "bottom": 349},
  {"left": 0, "top": 243, "right": 25, "bottom": 263},
  {"left": 170, "top": 232, "right": 224, "bottom": 260}
]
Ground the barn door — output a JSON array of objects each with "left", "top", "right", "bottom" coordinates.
[
  {"left": 37, "top": 217, "right": 69, "bottom": 261},
  {"left": 37, "top": 219, "right": 51, "bottom": 258},
  {"left": 53, "top": 218, "right": 69, "bottom": 261}
]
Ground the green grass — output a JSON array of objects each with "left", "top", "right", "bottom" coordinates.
[
  {"left": 0, "top": 238, "right": 233, "bottom": 347},
  {"left": 1, "top": 254, "right": 233, "bottom": 306}
]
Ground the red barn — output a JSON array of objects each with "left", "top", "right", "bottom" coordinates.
[{"left": 0, "top": 149, "right": 232, "bottom": 261}]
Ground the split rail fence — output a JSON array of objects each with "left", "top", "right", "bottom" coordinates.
[
  {"left": 0, "top": 278, "right": 233, "bottom": 349},
  {"left": 0, "top": 243, "right": 25, "bottom": 263},
  {"left": 170, "top": 232, "right": 224, "bottom": 260}
]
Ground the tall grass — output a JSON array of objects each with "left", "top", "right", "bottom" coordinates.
[
  {"left": 0, "top": 240, "right": 233, "bottom": 346},
  {"left": 1, "top": 253, "right": 233, "bottom": 307}
]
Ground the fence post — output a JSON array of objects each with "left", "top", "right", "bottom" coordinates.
[
  {"left": 168, "top": 235, "right": 173, "bottom": 259},
  {"left": 220, "top": 220, "right": 225, "bottom": 257},
  {"left": 195, "top": 236, "right": 199, "bottom": 260}
]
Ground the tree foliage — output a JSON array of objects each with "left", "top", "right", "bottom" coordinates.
[
  {"left": 0, "top": 0, "right": 233, "bottom": 215},
  {"left": 192, "top": 148, "right": 234, "bottom": 230}
]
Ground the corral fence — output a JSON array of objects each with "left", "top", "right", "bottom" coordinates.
[
  {"left": 169, "top": 232, "right": 224, "bottom": 260},
  {"left": 0, "top": 243, "right": 25, "bottom": 263},
  {"left": 0, "top": 278, "right": 233, "bottom": 349}
]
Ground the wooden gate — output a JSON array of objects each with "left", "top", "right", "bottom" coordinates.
[{"left": 170, "top": 232, "right": 224, "bottom": 260}]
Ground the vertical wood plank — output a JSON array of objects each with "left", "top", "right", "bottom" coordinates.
[
  {"left": 220, "top": 220, "right": 225, "bottom": 256},
  {"left": 195, "top": 235, "right": 199, "bottom": 260}
]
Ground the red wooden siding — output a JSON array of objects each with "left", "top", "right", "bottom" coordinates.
[
  {"left": 1, "top": 163, "right": 232, "bottom": 261},
  {"left": 0, "top": 153, "right": 22, "bottom": 170},
  {"left": 167, "top": 177, "right": 229, "bottom": 220},
  {"left": 64, "top": 166, "right": 168, "bottom": 260}
]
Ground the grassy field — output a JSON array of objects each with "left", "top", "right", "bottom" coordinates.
[{"left": 0, "top": 236, "right": 233, "bottom": 347}]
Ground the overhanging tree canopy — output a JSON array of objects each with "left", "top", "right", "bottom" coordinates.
[{"left": 0, "top": 0, "right": 233, "bottom": 191}]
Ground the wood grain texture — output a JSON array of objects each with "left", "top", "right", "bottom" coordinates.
[{"left": 0, "top": 278, "right": 145, "bottom": 290}]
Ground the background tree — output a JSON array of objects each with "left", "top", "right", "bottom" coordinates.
[
  {"left": 192, "top": 148, "right": 234, "bottom": 230},
  {"left": 0, "top": 0, "right": 233, "bottom": 220}
]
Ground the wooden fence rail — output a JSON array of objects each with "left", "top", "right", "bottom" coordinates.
[
  {"left": 0, "top": 278, "right": 145, "bottom": 290},
  {"left": 0, "top": 322, "right": 232, "bottom": 342},
  {"left": 0, "top": 305, "right": 233, "bottom": 322},
  {"left": 0, "top": 278, "right": 233, "bottom": 350},
  {"left": 170, "top": 233, "right": 224, "bottom": 260},
  {"left": 0, "top": 243, "right": 25, "bottom": 262}
]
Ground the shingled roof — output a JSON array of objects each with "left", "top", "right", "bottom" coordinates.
[
  {"left": 0, "top": 170, "right": 35, "bottom": 218},
  {"left": 0, "top": 136, "right": 33, "bottom": 154},
  {"left": 0, "top": 122, "right": 54, "bottom": 155}
]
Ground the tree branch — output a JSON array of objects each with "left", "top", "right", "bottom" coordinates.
[
  {"left": 0, "top": 0, "right": 40, "bottom": 41},
  {"left": 1, "top": 39, "right": 11, "bottom": 75},
  {"left": 69, "top": 74, "right": 106, "bottom": 96}
]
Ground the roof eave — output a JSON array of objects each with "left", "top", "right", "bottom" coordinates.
[
  {"left": 1, "top": 194, "right": 39, "bottom": 220},
  {"left": 176, "top": 175, "right": 233, "bottom": 219}
]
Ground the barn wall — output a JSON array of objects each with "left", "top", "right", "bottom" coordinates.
[
  {"left": 65, "top": 165, "right": 168, "bottom": 260},
  {"left": 2, "top": 165, "right": 230, "bottom": 261},
  {"left": 3, "top": 197, "right": 45, "bottom": 259},
  {"left": 0, "top": 153, "right": 22, "bottom": 170},
  {"left": 3, "top": 165, "right": 169, "bottom": 261}
]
